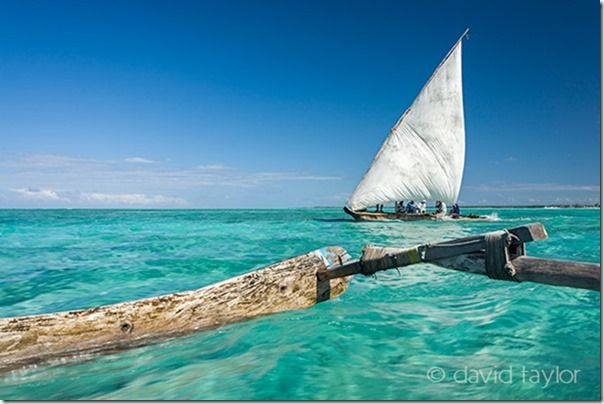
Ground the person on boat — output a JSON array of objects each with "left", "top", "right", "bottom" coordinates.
[
  {"left": 375, "top": 204, "right": 384, "bottom": 213},
  {"left": 450, "top": 203, "right": 460, "bottom": 218},
  {"left": 435, "top": 201, "right": 447, "bottom": 215},
  {"left": 395, "top": 201, "right": 405, "bottom": 213},
  {"left": 418, "top": 200, "right": 427, "bottom": 213},
  {"left": 405, "top": 200, "right": 419, "bottom": 214}
]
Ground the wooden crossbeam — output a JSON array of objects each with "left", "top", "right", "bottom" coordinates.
[
  {"left": 317, "top": 223, "right": 600, "bottom": 291},
  {"left": 317, "top": 223, "right": 547, "bottom": 280}
]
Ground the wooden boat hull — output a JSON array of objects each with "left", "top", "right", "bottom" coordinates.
[{"left": 343, "top": 207, "right": 491, "bottom": 222}]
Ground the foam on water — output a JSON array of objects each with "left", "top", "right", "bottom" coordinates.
[{"left": 0, "top": 208, "right": 599, "bottom": 399}]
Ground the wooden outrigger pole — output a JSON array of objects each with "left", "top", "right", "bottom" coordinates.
[
  {"left": 0, "top": 247, "right": 351, "bottom": 372},
  {"left": 0, "top": 223, "right": 599, "bottom": 372},
  {"left": 318, "top": 223, "right": 599, "bottom": 291}
]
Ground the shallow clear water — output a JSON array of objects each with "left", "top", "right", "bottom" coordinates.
[{"left": 0, "top": 208, "right": 600, "bottom": 400}]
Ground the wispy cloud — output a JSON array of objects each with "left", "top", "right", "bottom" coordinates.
[
  {"left": 1, "top": 154, "right": 339, "bottom": 187},
  {"left": 80, "top": 192, "right": 187, "bottom": 206},
  {"left": 9, "top": 154, "right": 108, "bottom": 168},
  {"left": 10, "top": 188, "right": 187, "bottom": 206},
  {"left": 465, "top": 183, "right": 600, "bottom": 192},
  {"left": 10, "top": 187, "right": 69, "bottom": 201},
  {"left": 124, "top": 157, "right": 157, "bottom": 164},
  {"left": 196, "top": 164, "right": 232, "bottom": 171},
  {"left": 254, "top": 172, "right": 341, "bottom": 181},
  {"left": 0, "top": 154, "right": 342, "bottom": 207}
]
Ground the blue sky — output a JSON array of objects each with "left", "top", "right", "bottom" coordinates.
[{"left": 0, "top": 0, "right": 599, "bottom": 208}]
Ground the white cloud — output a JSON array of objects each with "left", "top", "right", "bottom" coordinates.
[
  {"left": 254, "top": 172, "right": 341, "bottom": 181},
  {"left": 124, "top": 157, "right": 157, "bottom": 164},
  {"left": 80, "top": 192, "right": 187, "bottom": 206},
  {"left": 10, "top": 154, "right": 106, "bottom": 168},
  {"left": 0, "top": 154, "right": 343, "bottom": 207},
  {"left": 1, "top": 154, "right": 339, "bottom": 188},
  {"left": 196, "top": 164, "right": 232, "bottom": 170},
  {"left": 465, "top": 183, "right": 600, "bottom": 192},
  {"left": 10, "top": 187, "right": 68, "bottom": 201}
]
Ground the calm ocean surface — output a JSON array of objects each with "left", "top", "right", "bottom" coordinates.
[{"left": 0, "top": 208, "right": 600, "bottom": 400}]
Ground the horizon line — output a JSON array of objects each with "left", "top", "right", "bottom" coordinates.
[{"left": 0, "top": 204, "right": 599, "bottom": 211}]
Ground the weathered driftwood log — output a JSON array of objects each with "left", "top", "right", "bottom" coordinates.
[{"left": 0, "top": 247, "right": 351, "bottom": 372}]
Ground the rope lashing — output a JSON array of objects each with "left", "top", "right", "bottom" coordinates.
[
  {"left": 484, "top": 230, "right": 518, "bottom": 281},
  {"left": 360, "top": 245, "right": 421, "bottom": 276}
]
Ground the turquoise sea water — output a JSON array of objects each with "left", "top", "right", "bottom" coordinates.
[{"left": 0, "top": 208, "right": 600, "bottom": 400}]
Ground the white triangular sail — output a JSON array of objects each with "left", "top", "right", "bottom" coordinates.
[{"left": 346, "top": 36, "right": 466, "bottom": 211}]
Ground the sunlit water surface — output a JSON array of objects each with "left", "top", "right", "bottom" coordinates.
[{"left": 0, "top": 208, "right": 599, "bottom": 399}]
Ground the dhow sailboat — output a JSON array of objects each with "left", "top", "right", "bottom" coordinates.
[{"left": 344, "top": 30, "right": 489, "bottom": 221}]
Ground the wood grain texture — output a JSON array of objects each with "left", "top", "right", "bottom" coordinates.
[
  {"left": 512, "top": 256, "right": 600, "bottom": 291},
  {"left": 0, "top": 246, "right": 351, "bottom": 372},
  {"left": 433, "top": 253, "right": 600, "bottom": 291}
]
